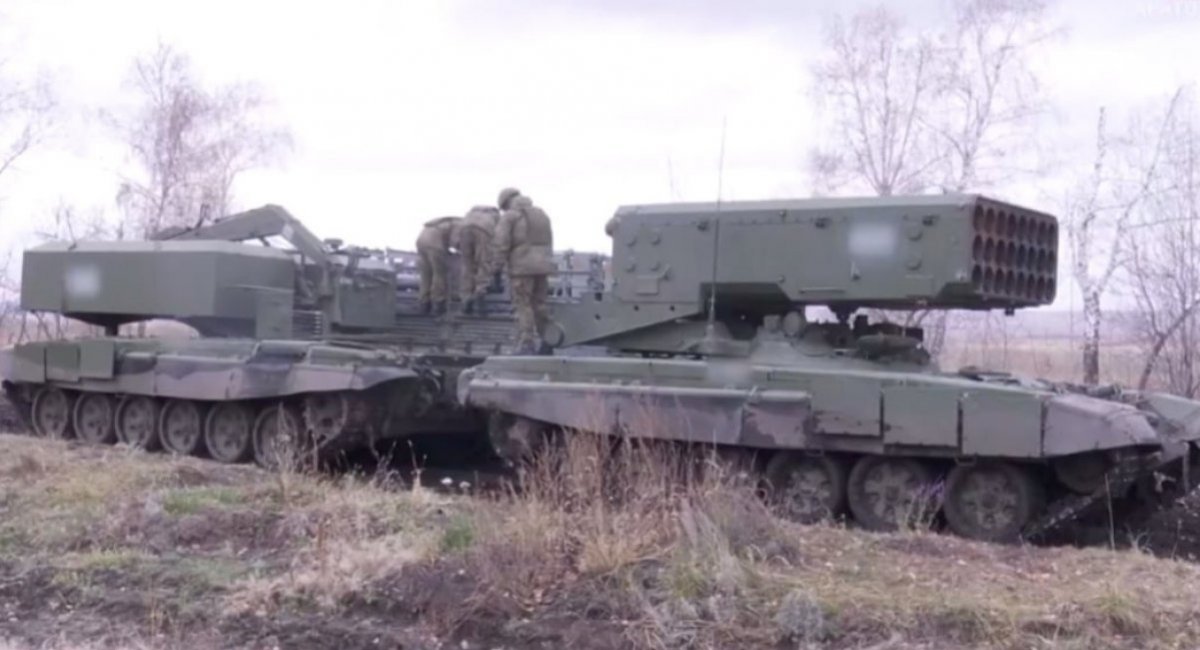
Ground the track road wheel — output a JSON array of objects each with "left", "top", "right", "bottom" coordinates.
[
  {"left": 944, "top": 461, "right": 1043, "bottom": 542},
  {"left": 847, "top": 456, "right": 937, "bottom": 531},
  {"left": 204, "top": 402, "right": 254, "bottom": 464},
  {"left": 303, "top": 392, "right": 349, "bottom": 444},
  {"left": 72, "top": 393, "right": 118, "bottom": 445},
  {"left": 115, "top": 396, "right": 161, "bottom": 450},
  {"left": 487, "top": 412, "right": 548, "bottom": 465},
  {"left": 158, "top": 400, "right": 206, "bottom": 456},
  {"left": 253, "top": 403, "right": 310, "bottom": 471},
  {"left": 1053, "top": 452, "right": 1109, "bottom": 495},
  {"left": 764, "top": 452, "right": 848, "bottom": 524},
  {"left": 31, "top": 386, "right": 75, "bottom": 439}
]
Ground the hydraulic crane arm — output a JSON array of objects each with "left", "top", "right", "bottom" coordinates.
[{"left": 152, "top": 204, "right": 330, "bottom": 266}]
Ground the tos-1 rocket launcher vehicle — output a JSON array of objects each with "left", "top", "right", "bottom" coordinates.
[
  {"left": 459, "top": 194, "right": 1200, "bottom": 541},
  {"left": 0, "top": 205, "right": 606, "bottom": 468}
]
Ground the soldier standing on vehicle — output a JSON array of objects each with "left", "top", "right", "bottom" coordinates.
[
  {"left": 493, "top": 187, "right": 555, "bottom": 354},
  {"left": 415, "top": 215, "right": 462, "bottom": 315},
  {"left": 455, "top": 205, "right": 500, "bottom": 315}
]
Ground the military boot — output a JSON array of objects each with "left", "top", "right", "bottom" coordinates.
[
  {"left": 419, "top": 301, "right": 432, "bottom": 315},
  {"left": 461, "top": 298, "right": 475, "bottom": 316},
  {"left": 434, "top": 301, "right": 447, "bottom": 316},
  {"left": 513, "top": 340, "right": 538, "bottom": 355}
]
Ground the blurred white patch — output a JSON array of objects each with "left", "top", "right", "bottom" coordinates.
[
  {"left": 65, "top": 264, "right": 101, "bottom": 299},
  {"left": 848, "top": 223, "right": 897, "bottom": 258},
  {"left": 706, "top": 359, "right": 753, "bottom": 387}
]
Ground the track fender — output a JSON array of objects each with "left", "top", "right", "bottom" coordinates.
[
  {"left": 1135, "top": 392, "right": 1200, "bottom": 444},
  {"left": 460, "top": 373, "right": 812, "bottom": 447},
  {"left": 1043, "top": 393, "right": 1158, "bottom": 456}
]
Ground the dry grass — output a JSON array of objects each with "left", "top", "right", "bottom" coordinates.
[
  {"left": 2, "top": 432, "right": 1200, "bottom": 649},
  {"left": 0, "top": 433, "right": 460, "bottom": 648},
  {"left": 448, "top": 434, "right": 1200, "bottom": 649}
]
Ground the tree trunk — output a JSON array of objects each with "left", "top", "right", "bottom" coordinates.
[{"left": 1082, "top": 291, "right": 1101, "bottom": 384}]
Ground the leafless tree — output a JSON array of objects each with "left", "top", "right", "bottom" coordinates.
[
  {"left": 110, "top": 42, "right": 291, "bottom": 239},
  {"left": 0, "top": 32, "right": 56, "bottom": 344},
  {"left": 809, "top": 7, "right": 938, "bottom": 197},
  {"left": 2, "top": 202, "right": 117, "bottom": 343},
  {"left": 810, "top": 0, "right": 1053, "bottom": 359},
  {"left": 1065, "top": 89, "right": 1184, "bottom": 385},
  {"left": 0, "top": 64, "right": 53, "bottom": 191},
  {"left": 35, "top": 200, "right": 118, "bottom": 243},
  {"left": 810, "top": 0, "right": 1052, "bottom": 196},
  {"left": 0, "top": 249, "right": 16, "bottom": 344},
  {"left": 1119, "top": 88, "right": 1200, "bottom": 394},
  {"left": 930, "top": 0, "right": 1053, "bottom": 191}
]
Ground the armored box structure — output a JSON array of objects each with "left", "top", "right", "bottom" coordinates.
[
  {"left": 21, "top": 241, "right": 297, "bottom": 338},
  {"left": 563, "top": 195, "right": 1057, "bottom": 351},
  {"left": 607, "top": 194, "right": 1056, "bottom": 308}
]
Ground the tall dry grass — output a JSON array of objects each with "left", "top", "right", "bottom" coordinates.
[{"left": 448, "top": 432, "right": 811, "bottom": 646}]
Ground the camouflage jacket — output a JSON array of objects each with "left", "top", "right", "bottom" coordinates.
[
  {"left": 460, "top": 206, "right": 499, "bottom": 238},
  {"left": 416, "top": 216, "right": 461, "bottom": 252},
  {"left": 493, "top": 197, "right": 554, "bottom": 276}
]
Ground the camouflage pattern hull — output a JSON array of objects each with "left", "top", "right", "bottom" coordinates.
[
  {"left": 459, "top": 353, "right": 1200, "bottom": 542},
  {"left": 0, "top": 337, "right": 484, "bottom": 469}
]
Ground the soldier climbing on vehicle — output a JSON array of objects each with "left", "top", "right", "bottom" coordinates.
[
  {"left": 415, "top": 215, "right": 461, "bottom": 315},
  {"left": 493, "top": 187, "right": 555, "bottom": 355},
  {"left": 455, "top": 205, "right": 500, "bottom": 315}
]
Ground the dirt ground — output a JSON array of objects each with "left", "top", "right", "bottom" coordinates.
[{"left": 3, "top": 433, "right": 1200, "bottom": 649}]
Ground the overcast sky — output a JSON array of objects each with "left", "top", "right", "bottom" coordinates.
[{"left": 0, "top": 0, "right": 1197, "bottom": 310}]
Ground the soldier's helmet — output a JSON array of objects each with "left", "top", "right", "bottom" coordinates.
[
  {"left": 604, "top": 215, "right": 621, "bottom": 236},
  {"left": 498, "top": 187, "right": 521, "bottom": 210}
]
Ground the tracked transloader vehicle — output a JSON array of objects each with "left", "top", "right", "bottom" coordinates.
[
  {"left": 0, "top": 205, "right": 606, "bottom": 469},
  {"left": 459, "top": 194, "right": 1200, "bottom": 541}
]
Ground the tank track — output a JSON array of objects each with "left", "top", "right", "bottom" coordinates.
[
  {"left": 1023, "top": 451, "right": 1155, "bottom": 540},
  {"left": 2, "top": 383, "right": 1182, "bottom": 547}
]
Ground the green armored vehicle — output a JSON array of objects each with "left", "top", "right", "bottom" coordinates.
[
  {"left": 459, "top": 194, "right": 1200, "bottom": 541},
  {"left": 0, "top": 205, "right": 606, "bottom": 468}
]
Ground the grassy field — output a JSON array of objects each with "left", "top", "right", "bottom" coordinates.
[
  {"left": 942, "top": 338, "right": 1145, "bottom": 386},
  {"left": 1, "top": 434, "right": 1200, "bottom": 649}
]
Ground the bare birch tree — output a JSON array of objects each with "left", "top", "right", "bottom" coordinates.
[
  {"left": 810, "top": 0, "right": 1053, "bottom": 358},
  {"left": 1118, "top": 88, "right": 1200, "bottom": 394},
  {"left": 1065, "top": 89, "right": 1183, "bottom": 385},
  {"left": 110, "top": 43, "right": 291, "bottom": 238}
]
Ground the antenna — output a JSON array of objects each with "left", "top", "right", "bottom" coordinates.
[
  {"left": 705, "top": 117, "right": 727, "bottom": 335},
  {"left": 667, "top": 153, "right": 680, "bottom": 200}
]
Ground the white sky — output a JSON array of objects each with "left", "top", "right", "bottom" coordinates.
[{"left": 0, "top": 0, "right": 1198, "bottom": 311}]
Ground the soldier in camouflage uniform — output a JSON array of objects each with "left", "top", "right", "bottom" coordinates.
[
  {"left": 415, "top": 215, "right": 462, "bottom": 315},
  {"left": 455, "top": 205, "right": 500, "bottom": 315},
  {"left": 493, "top": 188, "right": 555, "bottom": 354}
]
